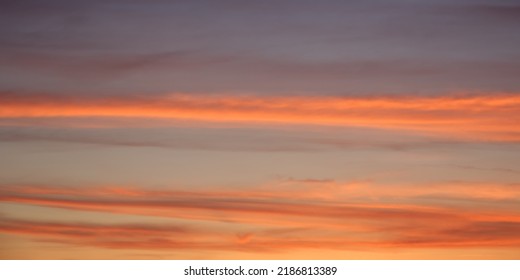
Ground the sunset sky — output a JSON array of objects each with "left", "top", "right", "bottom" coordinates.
[{"left": 1, "top": 0, "right": 519, "bottom": 259}]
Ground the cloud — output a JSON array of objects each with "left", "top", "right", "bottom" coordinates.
[
  {"left": 1, "top": 181, "right": 519, "bottom": 228},
  {"left": 0, "top": 125, "right": 489, "bottom": 153},
  {"left": 2, "top": 48, "right": 519, "bottom": 94},
  {"left": 0, "top": 218, "right": 235, "bottom": 252},
  {"left": 451, "top": 3, "right": 520, "bottom": 22},
  {"left": 1, "top": 0, "right": 519, "bottom": 95},
  {"left": 1, "top": 93, "right": 519, "bottom": 141},
  {"left": 2, "top": 217, "right": 520, "bottom": 255},
  {"left": 2, "top": 180, "right": 520, "bottom": 256},
  {"left": 0, "top": 188, "right": 459, "bottom": 227},
  {"left": 0, "top": 218, "right": 191, "bottom": 238},
  {"left": 0, "top": 50, "right": 231, "bottom": 78}
]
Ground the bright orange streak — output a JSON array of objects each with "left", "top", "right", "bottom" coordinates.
[
  {"left": 1, "top": 93, "right": 519, "bottom": 140},
  {"left": 2, "top": 183, "right": 520, "bottom": 256}
]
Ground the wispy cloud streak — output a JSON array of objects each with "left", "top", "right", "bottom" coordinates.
[
  {"left": 1, "top": 181, "right": 520, "bottom": 254},
  {"left": 1, "top": 93, "right": 519, "bottom": 141}
]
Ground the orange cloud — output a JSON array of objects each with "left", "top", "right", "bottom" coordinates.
[
  {"left": 1, "top": 93, "right": 519, "bottom": 141},
  {"left": 2, "top": 217, "right": 520, "bottom": 257},
  {"left": 2, "top": 181, "right": 519, "bottom": 233},
  {"left": 0, "top": 189, "right": 459, "bottom": 229},
  {"left": 2, "top": 181, "right": 520, "bottom": 258}
]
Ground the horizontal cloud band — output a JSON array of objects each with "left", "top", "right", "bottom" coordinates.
[
  {"left": 1, "top": 93, "right": 519, "bottom": 141},
  {"left": 1, "top": 181, "right": 520, "bottom": 254}
]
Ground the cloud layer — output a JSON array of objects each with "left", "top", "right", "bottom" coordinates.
[
  {"left": 2, "top": 180, "right": 519, "bottom": 257},
  {"left": 1, "top": 93, "right": 519, "bottom": 141}
]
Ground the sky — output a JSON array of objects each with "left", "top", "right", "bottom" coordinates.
[{"left": 0, "top": 0, "right": 519, "bottom": 259}]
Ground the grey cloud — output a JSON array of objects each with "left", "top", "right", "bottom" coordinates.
[{"left": 0, "top": 125, "right": 494, "bottom": 153}]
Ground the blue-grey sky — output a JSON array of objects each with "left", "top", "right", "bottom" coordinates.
[{"left": 1, "top": 0, "right": 519, "bottom": 95}]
